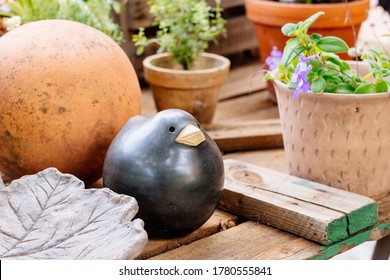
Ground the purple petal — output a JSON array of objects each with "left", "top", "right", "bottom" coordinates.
[
  {"left": 265, "top": 56, "right": 273, "bottom": 66},
  {"left": 300, "top": 55, "right": 316, "bottom": 63},
  {"left": 293, "top": 87, "right": 300, "bottom": 99},
  {"left": 265, "top": 47, "right": 283, "bottom": 71},
  {"left": 301, "top": 79, "right": 311, "bottom": 92},
  {"left": 301, "top": 65, "right": 313, "bottom": 76},
  {"left": 271, "top": 48, "right": 282, "bottom": 58},
  {"left": 291, "top": 72, "right": 298, "bottom": 83}
]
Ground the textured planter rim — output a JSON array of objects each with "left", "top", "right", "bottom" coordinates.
[
  {"left": 142, "top": 52, "right": 230, "bottom": 124},
  {"left": 273, "top": 80, "right": 390, "bottom": 99},
  {"left": 273, "top": 60, "right": 387, "bottom": 99},
  {"left": 143, "top": 52, "right": 231, "bottom": 74},
  {"left": 245, "top": 0, "right": 370, "bottom": 28}
]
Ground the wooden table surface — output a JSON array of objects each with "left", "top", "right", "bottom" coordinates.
[
  {"left": 138, "top": 54, "right": 390, "bottom": 260},
  {"left": 137, "top": 149, "right": 389, "bottom": 260}
]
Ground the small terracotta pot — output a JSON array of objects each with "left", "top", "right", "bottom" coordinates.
[
  {"left": 143, "top": 53, "right": 230, "bottom": 124},
  {"left": 245, "top": 0, "right": 370, "bottom": 63},
  {"left": 273, "top": 61, "right": 390, "bottom": 200}
]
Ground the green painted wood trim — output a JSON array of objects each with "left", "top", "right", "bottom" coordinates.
[
  {"left": 312, "top": 222, "right": 390, "bottom": 260},
  {"left": 312, "top": 228, "right": 373, "bottom": 260},
  {"left": 348, "top": 202, "right": 378, "bottom": 234},
  {"left": 376, "top": 223, "right": 390, "bottom": 235},
  {"left": 325, "top": 216, "right": 348, "bottom": 245}
]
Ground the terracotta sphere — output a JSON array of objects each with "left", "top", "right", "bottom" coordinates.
[{"left": 0, "top": 20, "right": 142, "bottom": 184}]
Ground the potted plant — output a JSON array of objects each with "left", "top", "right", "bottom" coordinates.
[
  {"left": 265, "top": 11, "right": 390, "bottom": 200},
  {"left": 0, "top": 0, "right": 126, "bottom": 44},
  {"left": 133, "top": 0, "right": 230, "bottom": 124},
  {"left": 245, "top": 0, "right": 370, "bottom": 63}
]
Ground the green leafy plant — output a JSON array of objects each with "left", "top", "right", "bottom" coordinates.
[
  {"left": 0, "top": 0, "right": 127, "bottom": 44},
  {"left": 265, "top": 11, "right": 390, "bottom": 97},
  {"left": 133, "top": 0, "right": 226, "bottom": 70}
]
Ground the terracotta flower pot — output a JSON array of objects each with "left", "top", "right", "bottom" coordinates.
[
  {"left": 143, "top": 52, "right": 230, "bottom": 124},
  {"left": 245, "top": 0, "right": 370, "bottom": 63},
  {"left": 273, "top": 61, "right": 390, "bottom": 200}
]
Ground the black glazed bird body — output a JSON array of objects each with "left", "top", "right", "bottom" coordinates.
[{"left": 103, "top": 109, "right": 224, "bottom": 238}]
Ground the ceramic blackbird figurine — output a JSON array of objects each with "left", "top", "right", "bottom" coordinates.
[{"left": 103, "top": 109, "right": 224, "bottom": 238}]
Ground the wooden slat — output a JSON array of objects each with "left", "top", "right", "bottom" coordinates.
[
  {"left": 126, "top": 0, "right": 153, "bottom": 29},
  {"left": 218, "top": 59, "right": 266, "bottom": 101},
  {"left": 150, "top": 221, "right": 321, "bottom": 260},
  {"left": 214, "top": 91, "right": 279, "bottom": 122},
  {"left": 223, "top": 149, "right": 288, "bottom": 173},
  {"left": 224, "top": 149, "right": 390, "bottom": 229},
  {"left": 204, "top": 119, "right": 283, "bottom": 152},
  {"left": 140, "top": 87, "right": 156, "bottom": 116},
  {"left": 137, "top": 209, "right": 239, "bottom": 259},
  {"left": 150, "top": 219, "right": 386, "bottom": 260},
  {"left": 378, "top": 194, "right": 390, "bottom": 222},
  {"left": 207, "top": 15, "right": 258, "bottom": 56},
  {"left": 218, "top": 159, "right": 378, "bottom": 245}
]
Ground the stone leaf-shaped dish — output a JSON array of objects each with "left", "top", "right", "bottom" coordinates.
[{"left": 0, "top": 168, "right": 148, "bottom": 259}]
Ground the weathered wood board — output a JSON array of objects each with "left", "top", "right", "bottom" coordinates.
[
  {"left": 137, "top": 209, "right": 239, "bottom": 260},
  {"left": 150, "top": 218, "right": 387, "bottom": 260},
  {"left": 204, "top": 119, "right": 283, "bottom": 152},
  {"left": 218, "top": 159, "right": 378, "bottom": 245},
  {"left": 151, "top": 221, "right": 320, "bottom": 260}
]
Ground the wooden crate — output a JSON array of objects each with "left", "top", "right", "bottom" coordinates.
[{"left": 119, "top": 0, "right": 258, "bottom": 78}]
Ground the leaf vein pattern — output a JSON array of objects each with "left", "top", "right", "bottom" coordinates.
[{"left": 2, "top": 175, "right": 63, "bottom": 257}]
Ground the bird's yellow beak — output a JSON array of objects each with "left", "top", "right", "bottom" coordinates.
[{"left": 175, "top": 124, "right": 205, "bottom": 146}]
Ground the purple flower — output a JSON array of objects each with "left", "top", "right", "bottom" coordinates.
[
  {"left": 265, "top": 47, "right": 282, "bottom": 71},
  {"left": 291, "top": 54, "right": 316, "bottom": 99}
]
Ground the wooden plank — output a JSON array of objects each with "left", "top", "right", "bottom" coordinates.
[
  {"left": 204, "top": 119, "right": 283, "bottom": 152},
  {"left": 214, "top": 91, "right": 279, "bottom": 122},
  {"left": 218, "top": 159, "right": 378, "bottom": 245},
  {"left": 225, "top": 150, "right": 390, "bottom": 225},
  {"left": 148, "top": 150, "right": 388, "bottom": 260},
  {"left": 224, "top": 149, "right": 390, "bottom": 232},
  {"left": 224, "top": 159, "right": 379, "bottom": 230},
  {"left": 150, "top": 221, "right": 321, "bottom": 260},
  {"left": 140, "top": 87, "right": 156, "bottom": 116},
  {"left": 218, "top": 59, "right": 266, "bottom": 101},
  {"left": 207, "top": 15, "right": 258, "bottom": 56},
  {"left": 224, "top": 149, "right": 288, "bottom": 173},
  {"left": 150, "top": 219, "right": 388, "bottom": 260},
  {"left": 137, "top": 209, "right": 239, "bottom": 260},
  {"left": 378, "top": 194, "right": 390, "bottom": 223},
  {"left": 126, "top": 0, "right": 154, "bottom": 29}
]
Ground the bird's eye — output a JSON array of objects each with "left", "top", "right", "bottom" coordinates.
[
  {"left": 168, "top": 126, "right": 175, "bottom": 133},
  {"left": 197, "top": 123, "right": 201, "bottom": 128}
]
